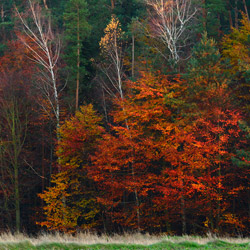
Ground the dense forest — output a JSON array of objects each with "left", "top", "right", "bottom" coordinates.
[{"left": 0, "top": 0, "right": 250, "bottom": 236}]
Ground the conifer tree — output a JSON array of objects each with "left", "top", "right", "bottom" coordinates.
[
  {"left": 184, "top": 33, "right": 244, "bottom": 232},
  {"left": 63, "top": 0, "right": 91, "bottom": 110}
]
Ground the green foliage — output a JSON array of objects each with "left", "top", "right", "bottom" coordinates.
[
  {"left": 186, "top": 32, "right": 229, "bottom": 110},
  {"left": 187, "top": 33, "right": 225, "bottom": 85},
  {"left": 222, "top": 14, "right": 250, "bottom": 116},
  {"left": 64, "top": 0, "right": 91, "bottom": 43},
  {"left": 199, "top": 0, "right": 229, "bottom": 38},
  {"left": 222, "top": 14, "right": 250, "bottom": 73},
  {"left": 63, "top": 0, "right": 91, "bottom": 108},
  {"left": 206, "top": 0, "right": 227, "bottom": 35},
  {"left": 113, "top": 0, "right": 145, "bottom": 31}
]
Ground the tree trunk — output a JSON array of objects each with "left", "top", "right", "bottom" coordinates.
[
  {"left": 217, "top": 14, "right": 221, "bottom": 35},
  {"left": 181, "top": 191, "right": 186, "bottom": 234},
  {"left": 228, "top": 10, "right": 233, "bottom": 28},
  {"left": 132, "top": 34, "right": 135, "bottom": 78},
  {"left": 242, "top": 0, "right": 249, "bottom": 21},
  {"left": 42, "top": 0, "right": 48, "bottom": 9},
  {"left": 76, "top": 5, "right": 80, "bottom": 110},
  {"left": 202, "top": 0, "right": 207, "bottom": 31},
  {"left": 1, "top": 4, "right": 4, "bottom": 21},
  {"left": 14, "top": 160, "right": 20, "bottom": 232},
  {"left": 111, "top": 0, "right": 115, "bottom": 10},
  {"left": 234, "top": 0, "right": 238, "bottom": 29},
  {"left": 1, "top": 4, "right": 6, "bottom": 42},
  {"left": 12, "top": 110, "right": 20, "bottom": 232}
]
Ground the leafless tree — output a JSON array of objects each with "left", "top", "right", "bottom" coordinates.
[
  {"left": 15, "top": 0, "right": 61, "bottom": 131},
  {"left": 146, "top": 0, "right": 198, "bottom": 63}
]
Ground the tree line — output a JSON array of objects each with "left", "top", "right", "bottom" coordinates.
[{"left": 0, "top": 0, "right": 249, "bottom": 235}]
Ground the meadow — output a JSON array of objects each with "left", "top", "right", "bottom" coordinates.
[{"left": 0, "top": 232, "right": 249, "bottom": 250}]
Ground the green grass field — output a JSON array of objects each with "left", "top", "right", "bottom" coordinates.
[
  {"left": 0, "top": 241, "right": 249, "bottom": 250},
  {"left": 0, "top": 233, "right": 249, "bottom": 250}
]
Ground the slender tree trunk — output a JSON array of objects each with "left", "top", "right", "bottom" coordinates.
[
  {"left": 217, "top": 14, "right": 221, "bottom": 35},
  {"left": 132, "top": 34, "right": 135, "bottom": 78},
  {"left": 242, "top": 0, "right": 249, "bottom": 21},
  {"left": 1, "top": 4, "right": 3, "bottom": 21},
  {"left": 76, "top": 5, "right": 80, "bottom": 110},
  {"left": 217, "top": 115, "right": 222, "bottom": 231},
  {"left": 42, "top": 0, "right": 48, "bottom": 9},
  {"left": 228, "top": 10, "right": 233, "bottom": 28},
  {"left": 12, "top": 111, "right": 20, "bottom": 232},
  {"left": 101, "top": 84, "right": 108, "bottom": 123},
  {"left": 180, "top": 176, "right": 186, "bottom": 234},
  {"left": 226, "top": 0, "right": 233, "bottom": 28},
  {"left": 248, "top": 189, "right": 250, "bottom": 218},
  {"left": 202, "top": 0, "right": 207, "bottom": 31},
  {"left": 14, "top": 160, "right": 20, "bottom": 232},
  {"left": 131, "top": 158, "right": 140, "bottom": 231},
  {"left": 42, "top": 126, "right": 45, "bottom": 196},
  {"left": 111, "top": 0, "right": 115, "bottom": 10},
  {"left": 234, "top": 0, "right": 239, "bottom": 29},
  {"left": 1, "top": 4, "right": 6, "bottom": 42}
]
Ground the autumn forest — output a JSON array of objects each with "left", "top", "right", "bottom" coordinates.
[{"left": 0, "top": 0, "right": 250, "bottom": 236}]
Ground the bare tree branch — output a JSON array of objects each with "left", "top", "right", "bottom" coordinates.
[
  {"left": 15, "top": 0, "right": 61, "bottom": 130},
  {"left": 146, "top": 0, "right": 198, "bottom": 63}
]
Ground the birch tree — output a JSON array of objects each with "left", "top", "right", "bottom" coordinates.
[
  {"left": 145, "top": 0, "right": 198, "bottom": 63},
  {"left": 99, "top": 15, "right": 125, "bottom": 100},
  {"left": 99, "top": 15, "right": 141, "bottom": 230},
  {"left": 15, "top": 0, "right": 61, "bottom": 131}
]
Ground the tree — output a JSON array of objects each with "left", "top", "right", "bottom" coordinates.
[
  {"left": 15, "top": 0, "right": 61, "bottom": 131},
  {"left": 201, "top": 0, "right": 228, "bottom": 37},
  {"left": 89, "top": 72, "right": 186, "bottom": 232},
  {"left": 0, "top": 40, "right": 37, "bottom": 232},
  {"left": 182, "top": 33, "right": 244, "bottom": 233},
  {"left": 222, "top": 14, "right": 250, "bottom": 74},
  {"left": 38, "top": 104, "right": 103, "bottom": 232},
  {"left": 99, "top": 15, "right": 125, "bottom": 100},
  {"left": 145, "top": 0, "right": 198, "bottom": 64},
  {"left": 96, "top": 14, "right": 127, "bottom": 123},
  {"left": 222, "top": 14, "right": 250, "bottom": 233},
  {"left": 222, "top": 14, "right": 250, "bottom": 118},
  {"left": 63, "top": 0, "right": 91, "bottom": 110}
]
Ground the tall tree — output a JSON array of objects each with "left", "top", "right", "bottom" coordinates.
[
  {"left": 201, "top": 0, "right": 228, "bottom": 36},
  {"left": 89, "top": 72, "right": 185, "bottom": 232},
  {"left": 222, "top": 14, "right": 250, "bottom": 117},
  {"left": 38, "top": 104, "right": 103, "bottom": 232},
  {"left": 183, "top": 33, "right": 244, "bottom": 233},
  {"left": 15, "top": 0, "right": 61, "bottom": 132},
  {"left": 63, "top": 0, "right": 91, "bottom": 110},
  {"left": 0, "top": 40, "right": 37, "bottom": 232},
  {"left": 99, "top": 15, "right": 125, "bottom": 100}
]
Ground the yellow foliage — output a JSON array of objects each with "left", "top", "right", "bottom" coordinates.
[
  {"left": 99, "top": 15, "right": 123, "bottom": 53},
  {"left": 222, "top": 14, "right": 250, "bottom": 73},
  {"left": 38, "top": 104, "right": 103, "bottom": 233}
]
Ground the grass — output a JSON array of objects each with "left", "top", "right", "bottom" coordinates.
[{"left": 0, "top": 232, "right": 249, "bottom": 249}]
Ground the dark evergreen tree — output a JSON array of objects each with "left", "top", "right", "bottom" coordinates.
[{"left": 63, "top": 0, "right": 91, "bottom": 110}]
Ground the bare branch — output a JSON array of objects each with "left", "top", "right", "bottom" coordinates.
[
  {"left": 146, "top": 0, "right": 198, "bottom": 63},
  {"left": 15, "top": 0, "right": 61, "bottom": 129}
]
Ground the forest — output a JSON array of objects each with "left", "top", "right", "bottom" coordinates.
[{"left": 0, "top": 0, "right": 250, "bottom": 236}]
